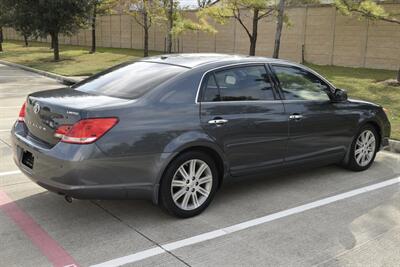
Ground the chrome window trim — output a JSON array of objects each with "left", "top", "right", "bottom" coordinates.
[
  {"left": 194, "top": 62, "right": 277, "bottom": 104},
  {"left": 200, "top": 100, "right": 283, "bottom": 104},
  {"left": 280, "top": 99, "right": 331, "bottom": 103}
]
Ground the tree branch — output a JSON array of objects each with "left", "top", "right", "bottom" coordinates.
[
  {"left": 350, "top": 8, "right": 400, "bottom": 24},
  {"left": 233, "top": 8, "right": 252, "bottom": 39},
  {"left": 132, "top": 12, "right": 145, "bottom": 28},
  {"left": 257, "top": 8, "right": 274, "bottom": 20}
]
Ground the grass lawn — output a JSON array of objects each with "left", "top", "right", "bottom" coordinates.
[
  {"left": 0, "top": 40, "right": 160, "bottom": 76},
  {"left": 307, "top": 64, "right": 400, "bottom": 140},
  {"left": 0, "top": 40, "right": 398, "bottom": 139}
]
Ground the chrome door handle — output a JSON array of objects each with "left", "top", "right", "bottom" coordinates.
[
  {"left": 289, "top": 114, "right": 303, "bottom": 120},
  {"left": 208, "top": 119, "right": 228, "bottom": 125}
]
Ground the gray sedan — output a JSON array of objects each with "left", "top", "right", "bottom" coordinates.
[{"left": 11, "top": 54, "right": 391, "bottom": 217}]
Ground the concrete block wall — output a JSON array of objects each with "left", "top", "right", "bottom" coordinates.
[{"left": 3, "top": 4, "right": 400, "bottom": 70}]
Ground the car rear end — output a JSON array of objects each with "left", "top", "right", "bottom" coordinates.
[
  {"left": 11, "top": 89, "right": 134, "bottom": 199},
  {"left": 11, "top": 61, "right": 189, "bottom": 200}
]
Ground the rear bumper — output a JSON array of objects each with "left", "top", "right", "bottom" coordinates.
[{"left": 11, "top": 123, "right": 168, "bottom": 202}]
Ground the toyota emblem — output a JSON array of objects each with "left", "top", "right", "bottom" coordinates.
[{"left": 33, "top": 103, "right": 41, "bottom": 114}]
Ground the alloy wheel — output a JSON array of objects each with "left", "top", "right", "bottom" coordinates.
[
  {"left": 354, "top": 130, "right": 376, "bottom": 167},
  {"left": 170, "top": 159, "right": 213, "bottom": 211}
]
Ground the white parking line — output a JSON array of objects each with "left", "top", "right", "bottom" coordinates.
[
  {"left": 91, "top": 176, "right": 400, "bottom": 267},
  {"left": 0, "top": 106, "right": 20, "bottom": 109},
  {"left": 0, "top": 170, "right": 21, "bottom": 177},
  {"left": 0, "top": 129, "right": 11, "bottom": 132}
]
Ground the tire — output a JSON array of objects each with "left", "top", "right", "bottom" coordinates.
[
  {"left": 345, "top": 124, "right": 379, "bottom": 171},
  {"left": 159, "top": 151, "right": 219, "bottom": 218}
]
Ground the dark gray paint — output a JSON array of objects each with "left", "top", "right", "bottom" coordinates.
[{"left": 11, "top": 54, "right": 391, "bottom": 204}]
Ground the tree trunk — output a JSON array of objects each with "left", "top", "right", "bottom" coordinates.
[
  {"left": 0, "top": 27, "right": 3, "bottom": 52},
  {"left": 249, "top": 8, "right": 259, "bottom": 56},
  {"left": 51, "top": 33, "right": 60, "bottom": 61},
  {"left": 166, "top": 0, "right": 174, "bottom": 53},
  {"left": 273, "top": 0, "right": 285, "bottom": 59},
  {"left": 143, "top": 11, "right": 149, "bottom": 57},
  {"left": 51, "top": 35, "right": 54, "bottom": 49},
  {"left": 397, "top": 67, "right": 400, "bottom": 83},
  {"left": 23, "top": 34, "right": 29, "bottom": 46},
  {"left": 90, "top": 4, "right": 97, "bottom": 53}
]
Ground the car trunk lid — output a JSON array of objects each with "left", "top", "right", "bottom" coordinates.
[{"left": 25, "top": 87, "right": 129, "bottom": 146}]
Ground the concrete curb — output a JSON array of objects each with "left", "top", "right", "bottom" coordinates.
[
  {"left": 0, "top": 60, "right": 78, "bottom": 86},
  {"left": 387, "top": 139, "right": 400, "bottom": 153}
]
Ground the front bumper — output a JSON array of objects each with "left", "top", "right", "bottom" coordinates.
[{"left": 11, "top": 123, "right": 164, "bottom": 201}]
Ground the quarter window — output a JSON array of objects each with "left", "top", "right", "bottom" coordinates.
[
  {"left": 271, "top": 65, "right": 331, "bottom": 101},
  {"left": 202, "top": 65, "right": 275, "bottom": 102}
]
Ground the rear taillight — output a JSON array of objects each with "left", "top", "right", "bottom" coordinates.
[
  {"left": 55, "top": 118, "right": 118, "bottom": 144},
  {"left": 18, "top": 102, "right": 26, "bottom": 122},
  {"left": 54, "top": 125, "right": 73, "bottom": 138}
]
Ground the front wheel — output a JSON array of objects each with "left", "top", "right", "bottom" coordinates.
[
  {"left": 159, "top": 151, "right": 219, "bottom": 218},
  {"left": 345, "top": 125, "right": 379, "bottom": 171}
]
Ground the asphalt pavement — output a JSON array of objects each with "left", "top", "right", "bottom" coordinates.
[{"left": 0, "top": 63, "right": 399, "bottom": 267}]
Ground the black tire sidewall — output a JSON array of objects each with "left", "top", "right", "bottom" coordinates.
[
  {"left": 347, "top": 125, "right": 379, "bottom": 171},
  {"left": 159, "top": 151, "right": 219, "bottom": 218}
]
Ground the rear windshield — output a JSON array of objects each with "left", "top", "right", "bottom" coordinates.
[{"left": 74, "top": 62, "right": 187, "bottom": 99}]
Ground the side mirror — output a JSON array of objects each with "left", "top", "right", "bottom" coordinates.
[{"left": 332, "top": 88, "right": 348, "bottom": 102}]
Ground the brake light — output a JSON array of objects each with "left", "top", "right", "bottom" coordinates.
[
  {"left": 18, "top": 102, "right": 26, "bottom": 122},
  {"left": 55, "top": 118, "right": 118, "bottom": 144},
  {"left": 54, "top": 125, "right": 73, "bottom": 138}
]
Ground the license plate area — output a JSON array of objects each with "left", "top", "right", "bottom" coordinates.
[{"left": 22, "top": 150, "right": 34, "bottom": 169}]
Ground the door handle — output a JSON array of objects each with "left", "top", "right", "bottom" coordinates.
[
  {"left": 208, "top": 119, "right": 228, "bottom": 125},
  {"left": 289, "top": 114, "right": 303, "bottom": 120}
]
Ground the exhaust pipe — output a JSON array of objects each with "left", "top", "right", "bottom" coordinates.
[{"left": 64, "top": 195, "right": 73, "bottom": 203}]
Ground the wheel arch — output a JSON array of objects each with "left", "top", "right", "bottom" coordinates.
[
  {"left": 361, "top": 120, "right": 382, "bottom": 148},
  {"left": 343, "top": 119, "right": 382, "bottom": 166},
  {"left": 153, "top": 143, "right": 227, "bottom": 204}
]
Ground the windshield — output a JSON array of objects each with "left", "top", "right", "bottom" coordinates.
[{"left": 74, "top": 62, "right": 187, "bottom": 99}]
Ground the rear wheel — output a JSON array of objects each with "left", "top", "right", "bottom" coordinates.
[
  {"left": 159, "top": 151, "right": 219, "bottom": 218},
  {"left": 345, "top": 125, "right": 379, "bottom": 171}
]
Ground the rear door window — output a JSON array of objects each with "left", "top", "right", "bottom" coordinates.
[
  {"left": 201, "top": 65, "right": 275, "bottom": 102},
  {"left": 74, "top": 62, "right": 187, "bottom": 99}
]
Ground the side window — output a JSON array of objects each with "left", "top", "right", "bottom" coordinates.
[
  {"left": 202, "top": 74, "right": 220, "bottom": 102},
  {"left": 271, "top": 65, "right": 331, "bottom": 101},
  {"left": 201, "top": 65, "right": 275, "bottom": 102}
]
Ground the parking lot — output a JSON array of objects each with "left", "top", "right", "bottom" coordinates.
[{"left": 1, "top": 62, "right": 400, "bottom": 267}]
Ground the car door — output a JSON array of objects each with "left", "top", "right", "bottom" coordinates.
[
  {"left": 269, "top": 64, "right": 351, "bottom": 165},
  {"left": 199, "top": 64, "right": 288, "bottom": 176}
]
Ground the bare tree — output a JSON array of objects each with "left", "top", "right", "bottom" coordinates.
[
  {"left": 165, "top": 0, "right": 174, "bottom": 53},
  {"left": 122, "top": 0, "right": 162, "bottom": 57},
  {"left": 273, "top": 0, "right": 285, "bottom": 58},
  {"left": 201, "top": 0, "right": 275, "bottom": 56}
]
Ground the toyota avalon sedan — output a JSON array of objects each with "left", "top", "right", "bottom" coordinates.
[{"left": 11, "top": 54, "right": 390, "bottom": 217}]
